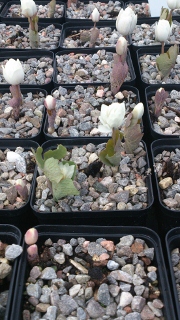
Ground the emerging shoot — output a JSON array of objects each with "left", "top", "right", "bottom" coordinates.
[
  {"left": 21, "top": 0, "right": 39, "bottom": 48},
  {"left": 89, "top": 8, "right": 100, "bottom": 47},
  {"left": 48, "top": 0, "right": 56, "bottom": 18},
  {"left": 44, "top": 95, "right": 56, "bottom": 134}
]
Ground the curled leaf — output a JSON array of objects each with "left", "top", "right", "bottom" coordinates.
[
  {"left": 124, "top": 113, "right": 143, "bottom": 154},
  {"left": 110, "top": 53, "right": 128, "bottom": 96},
  {"left": 154, "top": 87, "right": 169, "bottom": 118}
]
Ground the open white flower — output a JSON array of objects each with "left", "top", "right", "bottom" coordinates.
[
  {"left": 155, "top": 19, "right": 171, "bottom": 42},
  {"left": 116, "top": 7, "right": 137, "bottom": 36},
  {"left": 59, "top": 162, "right": 75, "bottom": 180},
  {"left": 98, "top": 102, "right": 125, "bottom": 134},
  {"left": 2, "top": 59, "right": 24, "bottom": 85},
  {"left": 91, "top": 8, "right": 100, "bottom": 23},
  {"left": 116, "top": 36, "right": 128, "bottom": 56},
  {"left": 132, "top": 103, "right": 144, "bottom": 121},
  {"left": 167, "top": 0, "right": 180, "bottom": 9},
  {"left": 21, "top": 0, "right": 37, "bottom": 17}
]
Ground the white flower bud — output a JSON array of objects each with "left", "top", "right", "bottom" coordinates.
[
  {"left": 91, "top": 8, "right": 100, "bottom": 23},
  {"left": 116, "top": 7, "right": 137, "bottom": 36},
  {"left": 116, "top": 36, "right": 128, "bottom": 56},
  {"left": 155, "top": 19, "right": 171, "bottom": 42},
  {"left": 98, "top": 102, "right": 125, "bottom": 134},
  {"left": 44, "top": 95, "right": 56, "bottom": 110},
  {"left": 167, "top": 0, "right": 180, "bottom": 9},
  {"left": 132, "top": 103, "right": 144, "bottom": 120},
  {"left": 2, "top": 59, "right": 24, "bottom": 85},
  {"left": 20, "top": 0, "right": 37, "bottom": 17}
]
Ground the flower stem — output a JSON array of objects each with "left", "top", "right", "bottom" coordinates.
[
  {"left": 161, "top": 41, "right": 164, "bottom": 54},
  {"left": 9, "top": 84, "right": 22, "bottom": 120},
  {"left": 28, "top": 15, "right": 39, "bottom": 48}
]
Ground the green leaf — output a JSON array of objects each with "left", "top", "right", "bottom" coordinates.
[
  {"left": 99, "top": 138, "right": 121, "bottom": 166},
  {"left": 31, "top": 147, "right": 45, "bottom": 169},
  {"left": 44, "top": 145, "right": 67, "bottom": 162},
  {"left": 44, "top": 158, "right": 63, "bottom": 184},
  {"left": 156, "top": 44, "right": 179, "bottom": 79},
  {"left": 52, "top": 179, "right": 79, "bottom": 201}
]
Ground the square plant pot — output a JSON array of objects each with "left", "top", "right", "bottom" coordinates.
[
  {"left": 144, "top": 84, "right": 180, "bottom": 140},
  {"left": 11, "top": 225, "right": 176, "bottom": 320},
  {"left": 0, "top": 1, "right": 65, "bottom": 24},
  {"left": 0, "top": 139, "right": 39, "bottom": 229},
  {"left": 136, "top": 46, "right": 180, "bottom": 90},
  {"left": 30, "top": 138, "right": 153, "bottom": 226},
  {"left": 0, "top": 224, "right": 22, "bottom": 320},
  {"left": 151, "top": 138, "right": 180, "bottom": 234},
  {"left": 60, "top": 21, "right": 132, "bottom": 50},
  {"left": 0, "top": 50, "right": 54, "bottom": 91},
  {"left": 43, "top": 84, "right": 142, "bottom": 140},
  {"left": 165, "top": 227, "right": 180, "bottom": 320},
  {"left": 0, "top": 22, "right": 62, "bottom": 53},
  {"left": 53, "top": 48, "right": 136, "bottom": 87},
  {"left": 65, "top": 0, "right": 124, "bottom": 22},
  {"left": 0, "top": 87, "right": 47, "bottom": 143}
]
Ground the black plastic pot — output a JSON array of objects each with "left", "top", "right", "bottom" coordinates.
[
  {"left": 0, "top": 224, "right": 22, "bottom": 320},
  {"left": 165, "top": 227, "right": 180, "bottom": 320},
  {"left": 151, "top": 139, "right": 180, "bottom": 234},
  {"left": 0, "top": 50, "right": 54, "bottom": 91},
  {"left": 60, "top": 21, "right": 132, "bottom": 51},
  {"left": 0, "top": 87, "right": 47, "bottom": 143},
  {"left": 144, "top": 84, "right": 180, "bottom": 140},
  {"left": 53, "top": 47, "right": 136, "bottom": 87},
  {"left": 43, "top": 84, "right": 141, "bottom": 140},
  {"left": 65, "top": 0, "right": 124, "bottom": 22},
  {"left": 0, "top": 21, "right": 62, "bottom": 53},
  {"left": 0, "top": 1, "right": 65, "bottom": 24},
  {"left": 0, "top": 139, "right": 39, "bottom": 229},
  {"left": 136, "top": 46, "right": 180, "bottom": 90},
  {"left": 30, "top": 138, "right": 153, "bottom": 226},
  {"left": 11, "top": 225, "right": 176, "bottom": 320}
]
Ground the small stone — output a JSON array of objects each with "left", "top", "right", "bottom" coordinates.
[
  {"left": 159, "top": 177, "right": 173, "bottom": 189},
  {"left": 5, "top": 244, "right": 23, "bottom": 260},
  {"left": 40, "top": 267, "right": 57, "bottom": 280},
  {"left": 119, "top": 292, "right": 133, "bottom": 308}
]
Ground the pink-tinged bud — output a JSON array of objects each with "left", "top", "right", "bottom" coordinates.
[
  {"left": 116, "top": 36, "right": 128, "bottom": 56},
  {"left": 24, "top": 228, "right": 38, "bottom": 245},
  {"left": 15, "top": 179, "right": 28, "bottom": 201},
  {"left": 44, "top": 95, "right": 56, "bottom": 110},
  {"left": 27, "top": 244, "right": 38, "bottom": 261}
]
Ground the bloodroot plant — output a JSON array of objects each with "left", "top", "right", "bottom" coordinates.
[
  {"left": 20, "top": 0, "right": 39, "bottom": 48},
  {"left": 32, "top": 145, "right": 79, "bottom": 201},
  {"left": 48, "top": 0, "right": 56, "bottom": 18},
  {"left": 24, "top": 228, "right": 39, "bottom": 266},
  {"left": 98, "top": 102, "right": 144, "bottom": 166},
  {"left": 2, "top": 58, "right": 24, "bottom": 120}
]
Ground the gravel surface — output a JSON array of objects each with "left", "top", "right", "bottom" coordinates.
[
  {"left": 147, "top": 89, "right": 180, "bottom": 136},
  {"left": 139, "top": 53, "right": 180, "bottom": 85},
  {"left": 126, "top": 2, "right": 151, "bottom": 18},
  {"left": 47, "top": 85, "right": 139, "bottom": 138},
  {"left": 62, "top": 26, "right": 122, "bottom": 49},
  {"left": 154, "top": 148, "right": 180, "bottom": 210},
  {"left": 3, "top": 3, "right": 64, "bottom": 19},
  {"left": 171, "top": 246, "right": 180, "bottom": 303},
  {"left": 34, "top": 142, "right": 150, "bottom": 213},
  {"left": 0, "top": 147, "right": 35, "bottom": 210},
  {"left": 22, "top": 234, "right": 165, "bottom": 319},
  {"left": 0, "top": 56, "right": 53, "bottom": 86},
  {"left": 0, "top": 23, "right": 61, "bottom": 50},
  {"left": 132, "top": 20, "right": 180, "bottom": 47},
  {"left": 0, "top": 91, "right": 45, "bottom": 139},
  {"left": 55, "top": 49, "right": 133, "bottom": 84},
  {"left": 66, "top": 0, "right": 123, "bottom": 20}
]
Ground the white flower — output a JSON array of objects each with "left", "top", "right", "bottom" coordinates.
[
  {"left": 116, "top": 7, "right": 137, "bottom": 36},
  {"left": 59, "top": 162, "right": 75, "bottom": 180},
  {"left": 132, "top": 103, "right": 144, "bottom": 120},
  {"left": 167, "top": 0, "right": 180, "bottom": 9},
  {"left": 155, "top": 19, "right": 171, "bottom": 42},
  {"left": 44, "top": 95, "right": 56, "bottom": 110},
  {"left": 116, "top": 36, "right": 128, "bottom": 56},
  {"left": 91, "top": 8, "right": 100, "bottom": 23},
  {"left": 20, "top": 0, "right": 37, "bottom": 17},
  {"left": 2, "top": 58, "right": 24, "bottom": 85},
  {"left": 98, "top": 102, "right": 125, "bottom": 134}
]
